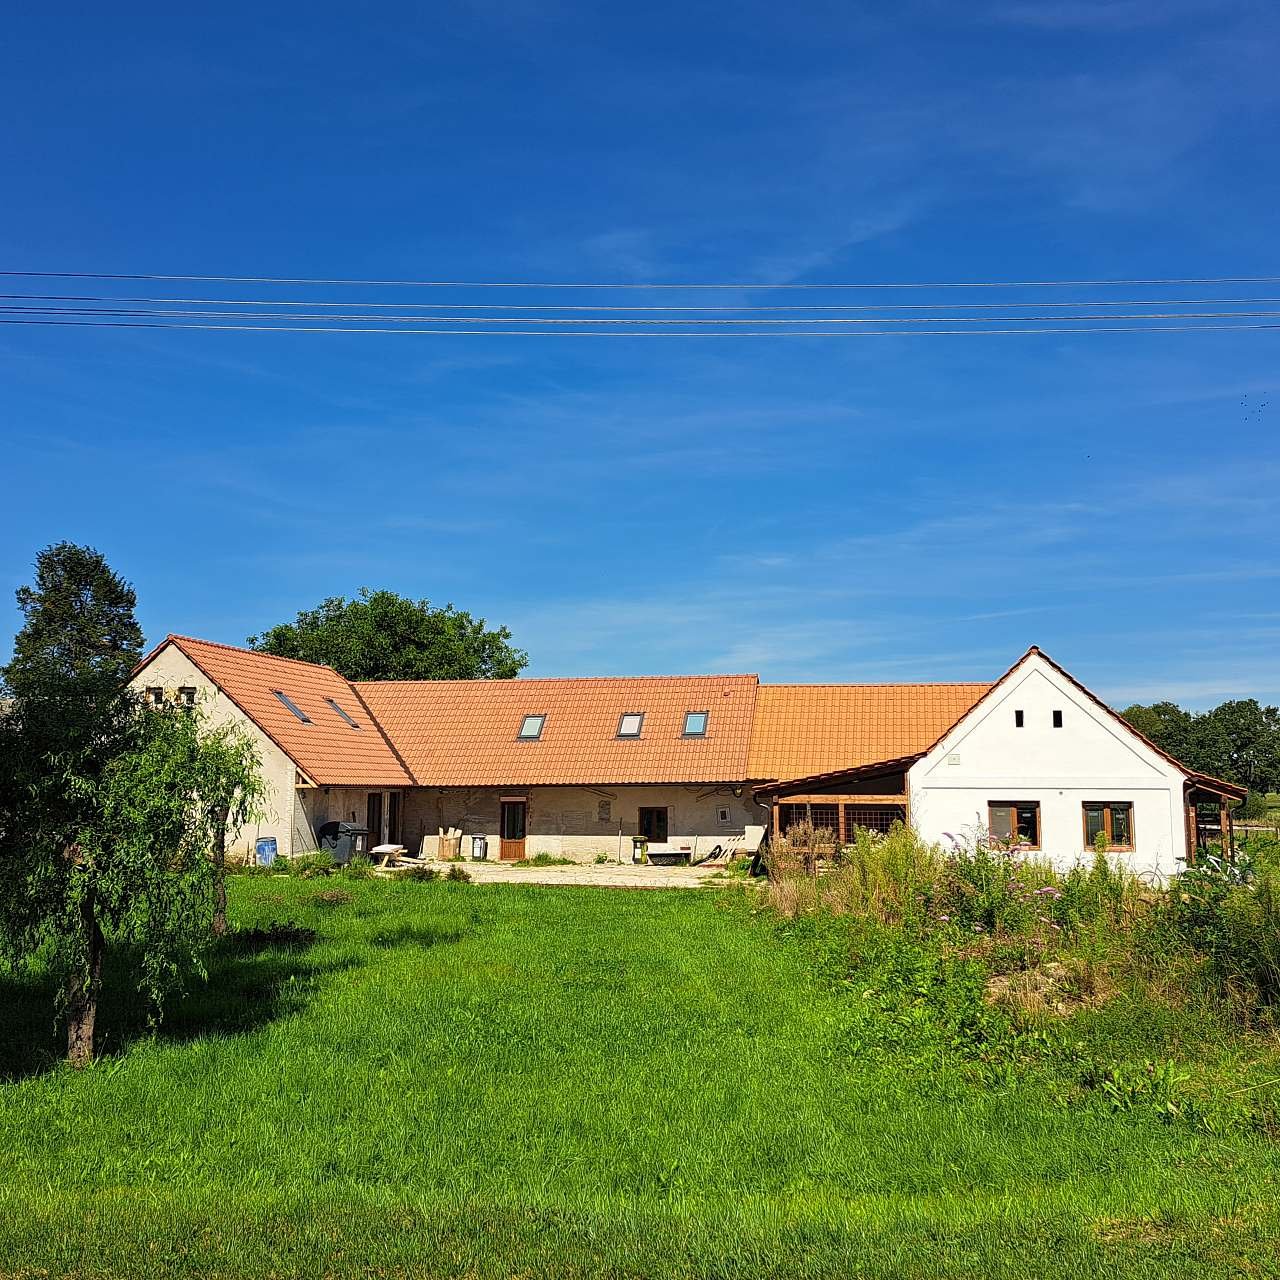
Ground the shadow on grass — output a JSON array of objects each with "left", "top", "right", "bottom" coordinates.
[{"left": 0, "top": 926, "right": 356, "bottom": 1082}]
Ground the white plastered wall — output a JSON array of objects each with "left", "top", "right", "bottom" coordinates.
[
  {"left": 908, "top": 653, "right": 1188, "bottom": 881},
  {"left": 130, "top": 644, "right": 315, "bottom": 859}
]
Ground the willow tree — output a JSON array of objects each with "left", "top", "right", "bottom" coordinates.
[{"left": 0, "top": 543, "right": 263, "bottom": 1065}]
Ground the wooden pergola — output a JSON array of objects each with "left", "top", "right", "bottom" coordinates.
[
  {"left": 1184, "top": 772, "right": 1248, "bottom": 864},
  {"left": 754, "top": 753, "right": 921, "bottom": 844}
]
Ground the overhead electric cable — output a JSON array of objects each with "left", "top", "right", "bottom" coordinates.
[
  {"left": 5, "top": 292, "right": 1280, "bottom": 312},
  {"left": 3, "top": 270, "right": 1280, "bottom": 290},
  {"left": 6, "top": 305, "right": 1280, "bottom": 325},
  {"left": 3, "top": 316, "right": 1280, "bottom": 337}
]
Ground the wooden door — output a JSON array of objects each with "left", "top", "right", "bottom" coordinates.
[
  {"left": 638, "top": 807, "right": 668, "bottom": 843},
  {"left": 387, "top": 792, "right": 401, "bottom": 845},
  {"left": 500, "top": 799, "right": 527, "bottom": 861},
  {"left": 366, "top": 793, "right": 384, "bottom": 846}
]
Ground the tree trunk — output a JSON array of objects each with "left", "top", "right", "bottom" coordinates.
[
  {"left": 211, "top": 806, "right": 229, "bottom": 937},
  {"left": 67, "top": 891, "right": 104, "bottom": 1067}
]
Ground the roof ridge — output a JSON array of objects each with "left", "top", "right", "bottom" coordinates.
[
  {"left": 354, "top": 672, "right": 759, "bottom": 686},
  {"left": 169, "top": 634, "right": 343, "bottom": 675},
  {"left": 761, "top": 680, "right": 994, "bottom": 689}
]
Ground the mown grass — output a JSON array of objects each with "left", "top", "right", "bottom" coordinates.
[{"left": 2, "top": 876, "right": 1280, "bottom": 1278}]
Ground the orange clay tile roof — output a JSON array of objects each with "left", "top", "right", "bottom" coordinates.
[
  {"left": 158, "top": 636, "right": 415, "bottom": 787},
  {"left": 137, "top": 636, "right": 1001, "bottom": 789},
  {"left": 747, "top": 682, "right": 992, "bottom": 782},
  {"left": 355, "top": 674, "right": 759, "bottom": 786}
]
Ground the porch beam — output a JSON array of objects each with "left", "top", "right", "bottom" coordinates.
[{"left": 763, "top": 792, "right": 907, "bottom": 806}]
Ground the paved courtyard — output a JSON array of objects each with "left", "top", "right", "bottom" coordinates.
[{"left": 430, "top": 859, "right": 728, "bottom": 889}]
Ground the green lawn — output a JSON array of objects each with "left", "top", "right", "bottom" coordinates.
[{"left": 2, "top": 877, "right": 1279, "bottom": 1278}]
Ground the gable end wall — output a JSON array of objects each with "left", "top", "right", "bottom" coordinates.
[
  {"left": 130, "top": 643, "right": 315, "bottom": 859},
  {"left": 907, "top": 654, "right": 1188, "bottom": 880}
]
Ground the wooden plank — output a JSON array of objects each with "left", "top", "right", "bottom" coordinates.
[{"left": 766, "top": 792, "right": 906, "bottom": 806}]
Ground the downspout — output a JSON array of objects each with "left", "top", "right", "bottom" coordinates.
[{"left": 752, "top": 785, "right": 774, "bottom": 877}]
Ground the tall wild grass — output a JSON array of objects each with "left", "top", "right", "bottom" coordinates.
[{"left": 765, "top": 820, "right": 1280, "bottom": 1021}]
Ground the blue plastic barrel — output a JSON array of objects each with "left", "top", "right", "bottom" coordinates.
[{"left": 255, "top": 837, "right": 278, "bottom": 866}]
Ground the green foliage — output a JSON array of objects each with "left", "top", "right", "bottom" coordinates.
[
  {"left": 283, "top": 852, "right": 339, "bottom": 877},
  {"left": 1086, "top": 1059, "right": 1190, "bottom": 1120},
  {"left": 1241, "top": 789, "right": 1270, "bottom": 821},
  {"left": 2, "top": 541, "right": 143, "bottom": 706},
  {"left": 247, "top": 587, "right": 527, "bottom": 681},
  {"left": 399, "top": 865, "right": 440, "bottom": 882},
  {"left": 1122, "top": 696, "right": 1280, "bottom": 792},
  {"left": 0, "top": 543, "right": 144, "bottom": 951},
  {"left": 0, "top": 543, "right": 264, "bottom": 1062},
  {"left": 85, "top": 705, "right": 264, "bottom": 1002},
  {"left": 1169, "top": 841, "right": 1280, "bottom": 1006},
  {"left": 444, "top": 864, "right": 472, "bottom": 883},
  {"left": 520, "top": 853, "right": 576, "bottom": 866},
  {"left": 1120, "top": 701, "right": 1195, "bottom": 765}
]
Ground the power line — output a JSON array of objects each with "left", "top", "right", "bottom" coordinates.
[
  {"left": 4, "top": 269, "right": 1280, "bottom": 290},
  {"left": 4, "top": 316, "right": 1280, "bottom": 336},
  {"left": 6, "top": 291, "right": 1280, "bottom": 312},
  {"left": 7, "top": 304, "right": 1280, "bottom": 325}
]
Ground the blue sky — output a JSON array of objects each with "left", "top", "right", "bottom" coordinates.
[{"left": 2, "top": 0, "right": 1278, "bottom": 706}]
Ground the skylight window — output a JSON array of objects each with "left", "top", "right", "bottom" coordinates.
[
  {"left": 326, "top": 697, "right": 361, "bottom": 729},
  {"left": 272, "top": 690, "right": 312, "bottom": 723},
  {"left": 617, "top": 712, "right": 644, "bottom": 738},
  {"left": 518, "top": 714, "right": 546, "bottom": 740},
  {"left": 683, "top": 710, "right": 709, "bottom": 737}
]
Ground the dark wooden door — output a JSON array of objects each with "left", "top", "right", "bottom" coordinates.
[
  {"left": 387, "top": 792, "right": 401, "bottom": 844},
  {"left": 500, "top": 800, "right": 527, "bottom": 861},
  {"left": 638, "top": 807, "right": 668, "bottom": 843},
  {"left": 366, "top": 793, "right": 384, "bottom": 846}
]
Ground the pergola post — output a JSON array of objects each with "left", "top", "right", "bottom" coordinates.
[{"left": 1220, "top": 798, "right": 1233, "bottom": 861}]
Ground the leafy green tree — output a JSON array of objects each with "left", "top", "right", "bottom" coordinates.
[
  {"left": 1122, "top": 696, "right": 1280, "bottom": 793},
  {"left": 248, "top": 588, "right": 528, "bottom": 681},
  {"left": 0, "top": 544, "right": 263, "bottom": 1065},
  {"left": 1121, "top": 701, "right": 1196, "bottom": 764},
  {"left": 1240, "top": 790, "right": 1271, "bottom": 822},
  {"left": 1191, "top": 700, "right": 1280, "bottom": 793}
]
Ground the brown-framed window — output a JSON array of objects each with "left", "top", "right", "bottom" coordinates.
[
  {"left": 145, "top": 686, "right": 164, "bottom": 708},
  {"left": 1083, "top": 801, "right": 1134, "bottom": 850},
  {"left": 988, "top": 801, "right": 1040, "bottom": 848},
  {"left": 177, "top": 686, "right": 197, "bottom": 710}
]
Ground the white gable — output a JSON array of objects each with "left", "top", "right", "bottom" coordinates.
[
  {"left": 917, "top": 652, "right": 1178, "bottom": 787},
  {"left": 908, "top": 650, "right": 1189, "bottom": 880}
]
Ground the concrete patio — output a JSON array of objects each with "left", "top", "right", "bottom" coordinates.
[{"left": 418, "top": 859, "right": 729, "bottom": 889}]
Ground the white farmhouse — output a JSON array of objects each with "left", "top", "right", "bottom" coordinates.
[{"left": 131, "top": 637, "right": 1241, "bottom": 878}]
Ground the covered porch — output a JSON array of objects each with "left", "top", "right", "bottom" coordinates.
[
  {"left": 754, "top": 754, "right": 920, "bottom": 844},
  {"left": 1184, "top": 772, "right": 1248, "bottom": 863}
]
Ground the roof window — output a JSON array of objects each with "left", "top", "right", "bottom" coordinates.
[
  {"left": 617, "top": 712, "right": 644, "bottom": 738},
  {"left": 518, "top": 714, "right": 546, "bottom": 740},
  {"left": 326, "top": 697, "right": 361, "bottom": 729},
  {"left": 683, "top": 710, "right": 709, "bottom": 737},
  {"left": 272, "top": 690, "right": 312, "bottom": 723}
]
